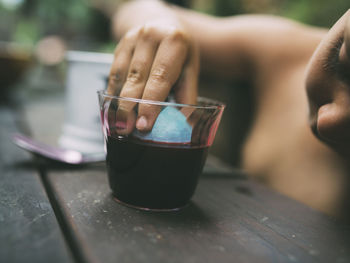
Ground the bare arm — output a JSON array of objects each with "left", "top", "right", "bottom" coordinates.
[
  {"left": 180, "top": 13, "right": 326, "bottom": 80},
  {"left": 113, "top": 0, "right": 326, "bottom": 82}
]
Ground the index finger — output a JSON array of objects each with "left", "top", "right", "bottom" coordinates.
[{"left": 136, "top": 31, "right": 189, "bottom": 131}]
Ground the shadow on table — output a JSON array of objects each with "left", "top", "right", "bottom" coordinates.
[
  {"left": 201, "top": 171, "right": 247, "bottom": 180},
  {"left": 87, "top": 193, "right": 222, "bottom": 235},
  {"left": 135, "top": 201, "right": 215, "bottom": 228},
  {"left": 10, "top": 156, "right": 106, "bottom": 171}
]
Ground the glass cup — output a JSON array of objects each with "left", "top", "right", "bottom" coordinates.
[{"left": 98, "top": 90, "right": 225, "bottom": 211}]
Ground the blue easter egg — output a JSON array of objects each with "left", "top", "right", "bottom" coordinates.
[{"left": 133, "top": 106, "right": 192, "bottom": 143}]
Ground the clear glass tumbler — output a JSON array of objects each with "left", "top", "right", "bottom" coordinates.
[{"left": 98, "top": 90, "right": 225, "bottom": 211}]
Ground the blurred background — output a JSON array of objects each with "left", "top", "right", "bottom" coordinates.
[
  {"left": 2, "top": 0, "right": 349, "bottom": 51},
  {"left": 1, "top": 0, "right": 349, "bottom": 164}
]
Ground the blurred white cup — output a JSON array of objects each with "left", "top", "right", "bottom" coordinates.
[{"left": 59, "top": 51, "right": 113, "bottom": 154}]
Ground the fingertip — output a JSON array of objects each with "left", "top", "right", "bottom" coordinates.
[
  {"left": 136, "top": 116, "right": 148, "bottom": 131},
  {"left": 114, "top": 107, "right": 136, "bottom": 135}
]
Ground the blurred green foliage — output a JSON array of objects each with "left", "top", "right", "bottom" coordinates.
[
  {"left": 0, "top": 0, "right": 348, "bottom": 51},
  {"left": 282, "top": 0, "right": 349, "bottom": 27},
  {"left": 0, "top": 0, "right": 112, "bottom": 51},
  {"left": 194, "top": 0, "right": 349, "bottom": 28}
]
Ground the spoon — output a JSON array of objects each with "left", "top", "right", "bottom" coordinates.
[{"left": 12, "top": 133, "right": 105, "bottom": 165}]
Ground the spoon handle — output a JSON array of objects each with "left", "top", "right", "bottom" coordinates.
[
  {"left": 12, "top": 133, "right": 66, "bottom": 162},
  {"left": 12, "top": 133, "right": 105, "bottom": 164}
]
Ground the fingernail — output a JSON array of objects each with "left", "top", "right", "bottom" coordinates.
[
  {"left": 136, "top": 116, "right": 148, "bottom": 131},
  {"left": 116, "top": 121, "right": 127, "bottom": 130}
]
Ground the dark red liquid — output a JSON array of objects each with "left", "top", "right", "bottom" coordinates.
[{"left": 106, "top": 136, "right": 208, "bottom": 210}]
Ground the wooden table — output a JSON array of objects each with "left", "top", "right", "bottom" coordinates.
[{"left": 1, "top": 84, "right": 350, "bottom": 263}]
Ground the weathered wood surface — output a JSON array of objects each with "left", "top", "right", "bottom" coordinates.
[
  {"left": 0, "top": 105, "right": 73, "bottom": 263},
  {"left": 42, "top": 163, "right": 350, "bottom": 263},
  {"left": 21, "top": 88, "right": 350, "bottom": 263}
]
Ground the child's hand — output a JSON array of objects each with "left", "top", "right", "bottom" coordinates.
[{"left": 107, "top": 21, "right": 199, "bottom": 134}]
